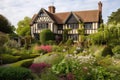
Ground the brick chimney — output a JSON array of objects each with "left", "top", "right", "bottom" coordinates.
[
  {"left": 98, "top": 1, "right": 102, "bottom": 13},
  {"left": 48, "top": 6, "right": 55, "bottom": 13}
]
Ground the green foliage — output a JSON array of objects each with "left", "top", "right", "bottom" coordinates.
[
  {"left": 0, "top": 14, "right": 14, "bottom": 33},
  {"left": 91, "top": 66, "right": 113, "bottom": 80},
  {"left": 112, "top": 45, "right": 120, "bottom": 54},
  {"left": 40, "top": 69, "right": 58, "bottom": 80},
  {"left": 97, "top": 56, "right": 113, "bottom": 67},
  {"left": 52, "top": 45, "right": 65, "bottom": 52},
  {"left": 107, "top": 66, "right": 120, "bottom": 80},
  {"left": 89, "top": 24, "right": 120, "bottom": 45},
  {"left": 34, "top": 53, "right": 64, "bottom": 65},
  {"left": 0, "top": 32, "right": 8, "bottom": 46},
  {"left": 10, "top": 59, "right": 33, "bottom": 67},
  {"left": 102, "top": 46, "right": 114, "bottom": 57},
  {"left": 65, "top": 39, "right": 73, "bottom": 45},
  {"left": 16, "top": 17, "right": 31, "bottom": 36},
  {"left": 108, "top": 8, "right": 120, "bottom": 24},
  {"left": 77, "top": 28, "right": 84, "bottom": 35},
  {"left": 1, "top": 54, "right": 20, "bottom": 64},
  {"left": 0, "top": 67, "right": 33, "bottom": 80},
  {"left": 62, "top": 29, "right": 71, "bottom": 42},
  {"left": 4, "top": 40, "right": 20, "bottom": 48},
  {"left": 40, "top": 29, "right": 54, "bottom": 44},
  {"left": 46, "top": 40, "right": 56, "bottom": 45},
  {"left": 19, "top": 53, "right": 39, "bottom": 60}
]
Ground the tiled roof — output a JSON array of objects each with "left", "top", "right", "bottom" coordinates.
[
  {"left": 52, "top": 12, "right": 71, "bottom": 24},
  {"left": 75, "top": 10, "right": 100, "bottom": 22},
  {"left": 31, "top": 9, "right": 100, "bottom": 25},
  {"left": 51, "top": 10, "right": 100, "bottom": 24}
]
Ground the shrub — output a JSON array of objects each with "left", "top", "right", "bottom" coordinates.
[
  {"left": 52, "top": 45, "right": 64, "bottom": 52},
  {"left": 40, "top": 29, "right": 54, "bottom": 44},
  {"left": 30, "top": 62, "right": 50, "bottom": 74},
  {"left": 21, "top": 59, "right": 34, "bottom": 68},
  {"left": 4, "top": 40, "right": 20, "bottom": 48},
  {"left": 91, "top": 66, "right": 113, "bottom": 80},
  {"left": 34, "top": 45, "right": 52, "bottom": 54},
  {"left": 40, "top": 69, "right": 58, "bottom": 80},
  {"left": 10, "top": 59, "right": 34, "bottom": 67},
  {"left": 19, "top": 53, "right": 39, "bottom": 60},
  {"left": 102, "top": 46, "right": 114, "bottom": 57},
  {"left": 112, "top": 45, "right": 120, "bottom": 54},
  {"left": 0, "top": 32, "right": 8, "bottom": 46},
  {"left": 34, "top": 53, "right": 64, "bottom": 65},
  {"left": 65, "top": 39, "right": 73, "bottom": 46},
  {"left": 46, "top": 40, "right": 56, "bottom": 45},
  {"left": 1, "top": 54, "right": 20, "bottom": 64},
  {"left": 0, "top": 67, "right": 33, "bottom": 80}
]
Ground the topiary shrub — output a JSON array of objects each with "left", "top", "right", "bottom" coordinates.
[
  {"left": 0, "top": 67, "right": 33, "bottom": 80},
  {"left": 1, "top": 54, "right": 20, "bottom": 64},
  {"left": 21, "top": 59, "right": 33, "bottom": 68},
  {"left": 10, "top": 59, "right": 34, "bottom": 67},
  {"left": 102, "top": 46, "right": 114, "bottom": 57},
  {"left": 40, "top": 29, "right": 54, "bottom": 44}
]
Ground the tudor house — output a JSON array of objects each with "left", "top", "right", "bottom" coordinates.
[{"left": 30, "top": 1, "right": 103, "bottom": 41}]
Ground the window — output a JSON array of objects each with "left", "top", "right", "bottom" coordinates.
[
  {"left": 58, "top": 25, "right": 63, "bottom": 30},
  {"left": 69, "top": 34, "right": 78, "bottom": 41},
  {"left": 67, "top": 24, "right": 78, "bottom": 29},
  {"left": 37, "top": 23, "right": 48, "bottom": 29},
  {"left": 84, "top": 23, "right": 92, "bottom": 29},
  {"left": 40, "top": 12, "right": 46, "bottom": 17}
]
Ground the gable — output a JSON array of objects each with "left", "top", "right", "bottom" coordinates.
[
  {"left": 36, "top": 10, "right": 53, "bottom": 23},
  {"left": 65, "top": 13, "right": 79, "bottom": 24},
  {"left": 31, "top": 9, "right": 54, "bottom": 25}
]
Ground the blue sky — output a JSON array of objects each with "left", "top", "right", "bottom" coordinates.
[{"left": 0, "top": 0, "right": 120, "bottom": 26}]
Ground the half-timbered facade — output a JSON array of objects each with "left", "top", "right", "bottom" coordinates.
[{"left": 30, "top": 1, "right": 103, "bottom": 41}]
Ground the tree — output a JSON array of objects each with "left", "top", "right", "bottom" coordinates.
[
  {"left": 0, "top": 14, "right": 14, "bottom": 33},
  {"left": 108, "top": 8, "right": 120, "bottom": 24},
  {"left": 16, "top": 17, "right": 31, "bottom": 36}
]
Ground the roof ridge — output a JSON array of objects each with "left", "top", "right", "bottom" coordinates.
[{"left": 51, "top": 9, "right": 99, "bottom": 14}]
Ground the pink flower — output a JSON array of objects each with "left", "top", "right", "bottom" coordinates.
[
  {"left": 34, "top": 45, "right": 52, "bottom": 53},
  {"left": 30, "top": 62, "right": 50, "bottom": 74}
]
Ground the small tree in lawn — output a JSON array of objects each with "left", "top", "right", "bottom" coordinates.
[{"left": 40, "top": 29, "right": 54, "bottom": 45}]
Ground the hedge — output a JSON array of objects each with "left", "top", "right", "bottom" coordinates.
[
  {"left": 0, "top": 67, "right": 33, "bottom": 80},
  {"left": 40, "top": 29, "right": 54, "bottom": 44},
  {"left": 10, "top": 59, "right": 34, "bottom": 68},
  {"left": 1, "top": 54, "right": 20, "bottom": 64}
]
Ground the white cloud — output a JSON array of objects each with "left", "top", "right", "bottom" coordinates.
[{"left": 0, "top": 0, "right": 120, "bottom": 26}]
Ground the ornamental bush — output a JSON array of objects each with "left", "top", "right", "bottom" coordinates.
[
  {"left": 102, "top": 46, "right": 114, "bottom": 57},
  {"left": 40, "top": 29, "right": 54, "bottom": 44},
  {"left": 0, "top": 67, "right": 33, "bottom": 80},
  {"left": 34, "top": 45, "right": 52, "bottom": 54},
  {"left": 1, "top": 54, "right": 20, "bottom": 64}
]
